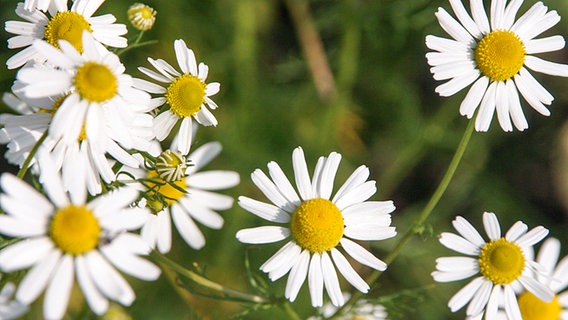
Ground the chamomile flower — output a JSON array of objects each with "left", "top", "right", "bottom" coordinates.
[
  {"left": 5, "top": 0, "right": 127, "bottom": 69},
  {"left": 432, "top": 212, "right": 554, "bottom": 319},
  {"left": 0, "top": 156, "right": 160, "bottom": 320},
  {"left": 133, "top": 39, "right": 220, "bottom": 155},
  {"left": 14, "top": 32, "right": 154, "bottom": 194},
  {"left": 426, "top": 0, "right": 568, "bottom": 132},
  {"left": 0, "top": 282, "right": 28, "bottom": 320},
  {"left": 131, "top": 140, "right": 239, "bottom": 253},
  {"left": 236, "top": 147, "right": 396, "bottom": 307},
  {"left": 127, "top": 3, "right": 156, "bottom": 31},
  {"left": 516, "top": 237, "right": 568, "bottom": 320}
]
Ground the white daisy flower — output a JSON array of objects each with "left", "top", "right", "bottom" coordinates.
[
  {"left": 515, "top": 237, "right": 568, "bottom": 320},
  {"left": 0, "top": 156, "right": 160, "bottom": 320},
  {"left": 5, "top": 0, "right": 127, "bottom": 69},
  {"left": 14, "top": 32, "right": 154, "bottom": 194},
  {"left": 126, "top": 139, "right": 239, "bottom": 253},
  {"left": 133, "top": 39, "right": 220, "bottom": 155},
  {"left": 425, "top": 0, "right": 568, "bottom": 132},
  {"left": 0, "top": 282, "right": 28, "bottom": 320},
  {"left": 236, "top": 146, "right": 397, "bottom": 307},
  {"left": 432, "top": 212, "right": 554, "bottom": 319}
]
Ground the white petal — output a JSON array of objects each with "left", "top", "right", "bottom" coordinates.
[
  {"left": 178, "top": 196, "right": 224, "bottom": 229},
  {"left": 176, "top": 117, "right": 192, "bottom": 155},
  {"left": 308, "top": 252, "right": 324, "bottom": 307},
  {"left": 344, "top": 225, "right": 396, "bottom": 241},
  {"left": 519, "top": 275, "right": 555, "bottom": 302},
  {"left": 321, "top": 252, "right": 344, "bottom": 307},
  {"left": 267, "top": 161, "right": 301, "bottom": 206},
  {"left": 16, "top": 249, "right": 61, "bottom": 304},
  {"left": 43, "top": 254, "right": 73, "bottom": 320},
  {"left": 525, "top": 35, "right": 566, "bottom": 54},
  {"left": 505, "top": 221, "right": 528, "bottom": 243},
  {"left": 292, "top": 146, "right": 313, "bottom": 201},
  {"left": 435, "top": 7, "right": 475, "bottom": 44},
  {"left": 439, "top": 232, "right": 480, "bottom": 255},
  {"left": 449, "top": 0, "right": 482, "bottom": 38},
  {"left": 470, "top": 0, "right": 490, "bottom": 34},
  {"left": 238, "top": 196, "right": 290, "bottom": 223},
  {"left": 171, "top": 205, "right": 205, "bottom": 250},
  {"left": 330, "top": 248, "right": 369, "bottom": 293},
  {"left": 435, "top": 256, "right": 478, "bottom": 273},
  {"left": 315, "top": 152, "right": 341, "bottom": 200},
  {"left": 340, "top": 238, "right": 386, "bottom": 271},
  {"left": 284, "top": 250, "right": 309, "bottom": 302},
  {"left": 482, "top": 212, "right": 501, "bottom": 240},
  {"left": 187, "top": 141, "right": 220, "bottom": 173},
  {"left": 524, "top": 55, "right": 568, "bottom": 77},
  {"left": 453, "top": 216, "right": 485, "bottom": 247},
  {"left": 459, "top": 76, "right": 489, "bottom": 118},
  {"left": 465, "top": 279, "right": 492, "bottom": 316},
  {"left": 506, "top": 79, "right": 528, "bottom": 131},
  {"left": 235, "top": 226, "right": 290, "bottom": 244},
  {"left": 332, "top": 165, "right": 370, "bottom": 204},
  {"left": 260, "top": 241, "right": 300, "bottom": 274},
  {"left": 447, "top": 277, "right": 484, "bottom": 312},
  {"left": 333, "top": 181, "right": 376, "bottom": 211},
  {"left": 0, "top": 237, "right": 53, "bottom": 272},
  {"left": 251, "top": 169, "right": 295, "bottom": 212},
  {"left": 474, "top": 81, "right": 497, "bottom": 132},
  {"left": 187, "top": 171, "right": 240, "bottom": 190},
  {"left": 76, "top": 255, "right": 108, "bottom": 315},
  {"left": 503, "top": 284, "right": 522, "bottom": 320},
  {"left": 101, "top": 243, "right": 160, "bottom": 281},
  {"left": 515, "top": 226, "right": 548, "bottom": 248}
]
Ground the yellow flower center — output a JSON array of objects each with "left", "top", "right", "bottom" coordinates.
[
  {"left": 155, "top": 150, "right": 188, "bottom": 182},
  {"left": 165, "top": 74, "right": 206, "bottom": 118},
  {"left": 519, "top": 291, "right": 561, "bottom": 320},
  {"left": 291, "top": 198, "right": 344, "bottom": 253},
  {"left": 145, "top": 170, "right": 186, "bottom": 212},
  {"left": 474, "top": 30, "right": 526, "bottom": 82},
  {"left": 44, "top": 11, "right": 92, "bottom": 52},
  {"left": 74, "top": 62, "right": 118, "bottom": 102},
  {"left": 478, "top": 238, "right": 525, "bottom": 284},
  {"left": 49, "top": 205, "right": 101, "bottom": 255}
]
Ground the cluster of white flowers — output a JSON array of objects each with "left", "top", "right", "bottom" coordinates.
[
  {"left": 0, "top": 0, "right": 237, "bottom": 319},
  {"left": 0, "top": 0, "right": 567, "bottom": 319}
]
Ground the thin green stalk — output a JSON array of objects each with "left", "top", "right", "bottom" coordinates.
[
  {"left": 330, "top": 119, "right": 475, "bottom": 319},
  {"left": 150, "top": 250, "right": 269, "bottom": 304},
  {"left": 279, "top": 300, "right": 303, "bottom": 320},
  {"left": 16, "top": 131, "right": 48, "bottom": 179}
]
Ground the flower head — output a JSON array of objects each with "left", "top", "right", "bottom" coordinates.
[
  {"left": 133, "top": 39, "right": 220, "bottom": 154},
  {"left": 432, "top": 212, "right": 554, "bottom": 319},
  {"left": 426, "top": 0, "right": 568, "bottom": 131},
  {"left": 5, "top": 0, "right": 127, "bottom": 69},
  {"left": 127, "top": 3, "right": 157, "bottom": 31},
  {"left": 126, "top": 138, "right": 239, "bottom": 253},
  {"left": 236, "top": 147, "right": 396, "bottom": 307},
  {"left": 14, "top": 32, "right": 154, "bottom": 195},
  {"left": 0, "top": 154, "right": 160, "bottom": 319}
]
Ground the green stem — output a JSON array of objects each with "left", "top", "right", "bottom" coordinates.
[
  {"left": 279, "top": 301, "right": 303, "bottom": 320},
  {"left": 116, "top": 39, "right": 157, "bottom": 56},
  {"left": 330, "top": 119, "right": 475, "bottom": 319},
  {"left": 16, "top": 130, "right": 48, "bottom": 179},
  {"left": 150, "top": 251, "right": 269, "bottom": 304}
]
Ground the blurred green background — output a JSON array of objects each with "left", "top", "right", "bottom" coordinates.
[{"left": 1, "top": 0, "right": 568, "bottom": 319}]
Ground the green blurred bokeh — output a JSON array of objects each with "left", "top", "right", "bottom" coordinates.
[{"left": 1, "top": 0, "right": 568, "bottom": 319}]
